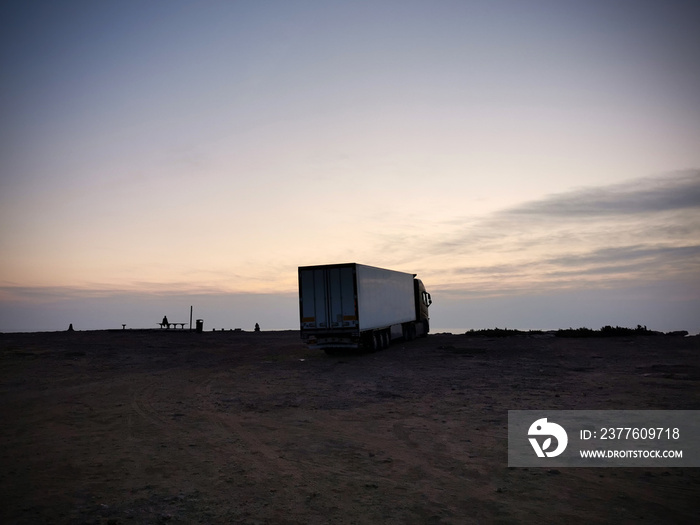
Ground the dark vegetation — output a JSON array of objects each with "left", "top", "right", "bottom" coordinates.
[
  {"left": 463, "top": 327, "right": 542, "bottom": 337},
  {"left": 461, "top": 325, "right": 689, "bottom": 338},
  {"left": 555, "top": 325, "right": 679, "bottom": 338}
]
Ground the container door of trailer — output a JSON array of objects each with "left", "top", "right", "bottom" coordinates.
[
  {"left": 300, "top": 266, "right": 357, "bottom": 331},
  {"left": 327, "top": 265, "right": 357, "bottom": 329},
  {"left": 300, "top": 268, "right": 328, "bottom": 330}
]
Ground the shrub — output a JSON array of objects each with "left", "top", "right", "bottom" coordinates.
[
  {"left": 555, "top": 325, "right": 659, "bottom": 338},
  {"left": 465, "top": 328, "right": 543, "bottom": 337}
]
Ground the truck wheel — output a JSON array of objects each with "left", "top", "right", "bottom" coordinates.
[
  {"left": 405, "top": 323, "right": 415, "bottom": 341},
  {"left": 381, "top": 330, "right": 390, "bottom": 349},
  {"left": 371, "top": 333, "right": 381, "bottom": 352},
  {"left": 419, "top": 320, "right": 429, "bottom": 337}
]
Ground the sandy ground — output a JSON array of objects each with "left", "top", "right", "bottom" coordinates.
[{"left": 1, "top": 329, "right": 698, "bottom": 524}]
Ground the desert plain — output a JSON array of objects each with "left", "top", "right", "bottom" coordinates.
[{"left": 1, "top": 329, "right": 698, "bottom": 524}]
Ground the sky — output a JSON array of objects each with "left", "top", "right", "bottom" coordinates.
[{"left": 1, "top": 0, "right": 699, "bottom": 333}]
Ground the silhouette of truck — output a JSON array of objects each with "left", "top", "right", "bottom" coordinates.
[{"left": 298, "top": 263, "right": 432, "bottom": 352}]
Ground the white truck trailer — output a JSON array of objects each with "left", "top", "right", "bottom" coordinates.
[{"left": 298, "top": 263, "right": 432, "bottom": 352}]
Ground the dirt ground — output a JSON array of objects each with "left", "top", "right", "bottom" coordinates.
[{"left": 1, "top": 329, "right": 698, "bottom": 524}]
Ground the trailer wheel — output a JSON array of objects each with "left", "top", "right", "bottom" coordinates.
[
  {"left": 371, "top": 332, "right": 381, "bottom": 352},
  {"left": 381, "top": 330, "right": 390, "bottom": 349}
]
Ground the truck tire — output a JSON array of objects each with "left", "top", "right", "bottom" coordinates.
[
  {"left": 420, "top": 319, "right": 429, "bottom": 337},
  {"left": 404, "top": 323, "right": 415, "bottom": 341},
  {"left": 371, "top": 332, "right": 382, "bottom": 352},
  {"left": 381, "top": 330, "right": 390, "bottom": 349}
]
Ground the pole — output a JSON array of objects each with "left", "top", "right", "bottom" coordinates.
[{"left": 190, "top": 305, "right": 193, "bottom": 331}]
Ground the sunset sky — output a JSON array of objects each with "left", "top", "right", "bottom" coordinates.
[{"left": 2, "top": 1, "right": 699, "bottom": 333}]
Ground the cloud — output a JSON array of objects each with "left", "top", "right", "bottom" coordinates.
[
  {"left": 504, "top": 170, "right": 700, "bottom": 217},
  {"left": 544, "top": 244, "right": 700, "bottom": 268},
  {"left": 402, "top": 170, "right": 700, "bottom": 297},
  {"left": 429, "top": 170, "right": 699, "bottom": 252}
]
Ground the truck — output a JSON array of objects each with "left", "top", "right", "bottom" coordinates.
[{"left": 298, "top": 263, "right": 432, "bottom": 352}]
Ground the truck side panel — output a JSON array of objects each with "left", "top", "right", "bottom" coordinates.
[{"left": 356, "top": 264, "right": 415, "bottom": 331}]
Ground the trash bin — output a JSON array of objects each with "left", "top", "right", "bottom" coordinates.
[{"left": 196, "top": 319, "right": 204, "bottom": 333}]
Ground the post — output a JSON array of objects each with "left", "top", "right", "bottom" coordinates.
[{"left": 190, "top": 305, "right": 193, "bottom": 331}]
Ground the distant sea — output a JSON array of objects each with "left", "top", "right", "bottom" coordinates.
[{"left": 431, "top": 328, "right": 469, "bottom": 335}]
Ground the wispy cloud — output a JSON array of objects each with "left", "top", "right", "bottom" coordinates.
[
  {"left": 397, "top": 170, "right": 700, "bottom": 296},
  {"left": 543, "top": 244, "right": 700, "bottom": 268},
  {"left": 505, "top": 170, "right": 700, "bottom": 217}
]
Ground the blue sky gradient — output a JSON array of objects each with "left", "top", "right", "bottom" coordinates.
[{"left": 1, "top": 1, "right": 699, "bottom": 332}]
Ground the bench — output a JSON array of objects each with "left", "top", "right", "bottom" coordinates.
[{"left": 158, "top": 322, "right": 188, "bottom": 329}]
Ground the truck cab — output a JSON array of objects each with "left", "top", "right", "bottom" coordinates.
[{"left": 414, "top": 278, "right": 432, "bottom": 336}]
